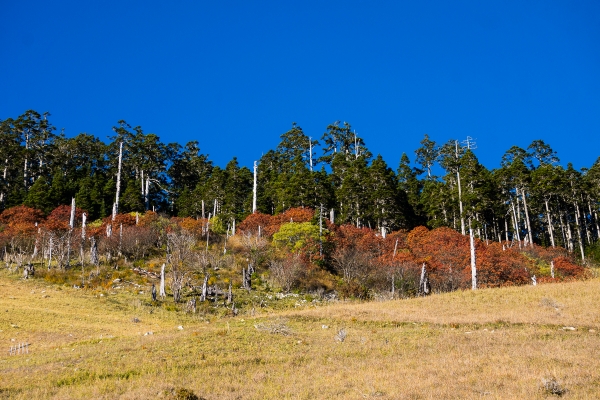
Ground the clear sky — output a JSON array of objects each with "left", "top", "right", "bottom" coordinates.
[{"left": 1, "top": 1, "right": 599, "bottom": 172}]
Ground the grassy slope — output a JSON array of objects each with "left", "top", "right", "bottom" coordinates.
[{"left": 1, "top": 274, "right": 599, "bottom": 399}]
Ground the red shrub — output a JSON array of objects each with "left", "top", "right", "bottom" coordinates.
[
  {"left": 552, "top": 256, "right": 586, "bottom": 279},
  {"left": 477, "top": 242, "right": 530, "bottom": 287},
  {"left": 238, "top": 212, "right": 272, "bottom": 235},
  {"left": 47, "top": 205, "right": 86, "bottom": 226},
  {"left": 0, "top": 205, "right": 44, "bottom": 226}
]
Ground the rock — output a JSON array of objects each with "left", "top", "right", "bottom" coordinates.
[
  {"left": 177, "top": 325, "right": 184, "bottom": 330},
  {"left": 562, "top": 326, "right": 576, "bottom": 331}
]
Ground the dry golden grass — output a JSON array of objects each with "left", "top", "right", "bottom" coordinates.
[{"left": 1, "top": 273, "right": 599, "bottom": 399}]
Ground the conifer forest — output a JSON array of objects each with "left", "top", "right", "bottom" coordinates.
[{"left": 1, "top": 110, "right": 597, "bottom": 300}]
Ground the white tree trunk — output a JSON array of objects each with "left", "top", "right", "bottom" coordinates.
[
  {"left": 309, "top": 137, "right": 313, "bottom": 171},
  {"left": 455, "top": 142, "right": 465, "bottom": 235},
  {"left": 511, "top": 200, "right": 521, "bottom": 244},
  {"left": 81, "top": 213, "right": 87, "bottom": 240},
  {"left": 573, "top": 202, "right": 585, "bottom": 261},
  {"left": 470, "top": 225, "right": 477, "bottom": 290},
  {"left": 544, "top": 199, "right": 555, "bottom": 247},
  {"left": 144, "top": 176, "right": 150, "bottom": 211},
  {"left": 419, "top": 263, "right": 430, "bottom": 295},
  {"left": 69, "top": 198, "right": 76, "bottom": 229},
  {"left": 159, "top": 263, "right": 166, "bottom": 298},
  {"left": 252, "top": 161, "right": 257, "bottom": 213},
  {"left": 520, "top": 187, "right": 534, "bottom": 247},
  {"left": 113, "top": 142, "right": 123, "bottom": 220}
]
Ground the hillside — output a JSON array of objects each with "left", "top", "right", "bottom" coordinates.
[{"left": 1, "top": 273, "right": 599, "bottom": 399}]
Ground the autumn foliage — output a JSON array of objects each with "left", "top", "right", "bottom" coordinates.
[
  {"left": 0, "top": 201, "right": 589, "bottom": 296},
  {"left": 238, "top": 207, "right": 315, "bottom": 237}
]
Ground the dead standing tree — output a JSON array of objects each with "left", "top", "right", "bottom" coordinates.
[{"left": 167, "top": 230, "right": 196, "bottom": 303}]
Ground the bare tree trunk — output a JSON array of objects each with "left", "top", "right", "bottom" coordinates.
[
  {"left": 252, "top": 161, "right": 257, "bottom": 213},
  {"left": 200, "top": 274, "right": 209, "bottom": 301},
  {"left": 573, "top": 202, "right": 585, "bottom": 261},
  {"left": 419, "top": 263, "right": 430, "bottom": 296},
  {"left": 520, "top": 187, "right": 533, "bottom": 247},
  {"left": 564, "top": 211, "right": 574, "bottom": 253},
  {"left": 65, "top": 198, "right": 76, "bottom": 268},
  {"left": 583, "top": 198, "right": 592, "bottom": 244},
  {"left": 455, "top": 141, "right": 465, "bottom": 235},
  {"left": 144, "top": 176, "right": 150, "bottom": 211},
  {"left": 469, "top": 224, "right": 476, "bottom": 290},
  {"left": 159, "top": 263, "right": 166, "bottom": 299},
  {"left": 589, "top": 202, "right": 599, "bottom": 241},
  {"left": 90, "top": 236, "right": 98, "bottom": 268},
  {"left": 544, "top": 199, "right": 556, "bottom": 247},
  {"left": 0, "top": 160, "right": 7, "bottom": 205},
  {"left": 309, "top": 137, "right": 313, "bottom": 171},
  {"left": 558, "top": 211, "right": 567, "bottom": 250},
  {"left": 47, "top": 236, "right": 53, "bottom": 270},
  {"left": 226, "top": 281, "right": 233, "bottom": 304},
  {"left": 23, "top": 135, "right": 29, "bottom": 188},
  {"left": 511, "top": 200, "right": 521, "bottom": 246},
  {"left": 113, "top": 141, "right": 123, "bottom": 220}
]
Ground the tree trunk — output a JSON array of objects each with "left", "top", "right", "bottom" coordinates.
[
  {"left": 564, "top": 211, "right": 574, "bottom": 253},
  {"left": 589, "top": 201, "right": 599, "bottom": 241},
  {"left": 144, "top": 176, "right": 150, "bottom": 211},
  {"left": 47, "top": 236, "right": 53, "bottom": 270},
  {"left": 309, "top": 137, "right": 313, "bottom": 171},
  {"left": 558, "top": 211, "right": 568, "bottom": 250},
  {"left": 159, "top": 263, "right": 166, "bottom": 299},
  {"left": 419, "top": 263, "right": 430, "bottom": 296},
  {"left": 573, "top": 202, "right": 586, "bottom": 261},
  {"left": 544, "top": 199, "right": 556, "bottom": 247},
  {"left": 511, "top": 200, "right": 521, "bottom": 246},
  {"left": 252, "top": 161, "right": 257, "bottom": 213},
  {"left": 469, "top": 225, "right": 477, "bottom": 290},
  {"left": 113, "top": 141, "right": 123, "bottom": 220},
  {"left": 455, "top": 142, "right": 465, "bottom": 235},
  {"left": 226, "top": 281, "right": 233, "bottom": 304},
  {"left": 520, "top": 187, "right": 533, "bottom": 247},
  {"left": 200, "top": 274, "right": 209, "bottom": 301}
]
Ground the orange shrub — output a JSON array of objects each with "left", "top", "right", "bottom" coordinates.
[
  {"left": 238, "top": 212, "right": 272, "bottom": 235},
  {"left": 477, "top": 242, "right": 530, "bottom": 288},
  {"left": 47, "top": 205, "right": 86, "bottom": 226},
  {"left": 552, "top": 256, "right": 586, "bottom": 279}
]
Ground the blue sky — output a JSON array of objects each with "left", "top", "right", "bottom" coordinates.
[{"left": 1, "top": 1, "right": 599, "bottom": 172}]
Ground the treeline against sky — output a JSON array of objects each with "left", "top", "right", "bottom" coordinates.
[{"left": 2, "top": 110, "right": 600, "bottom": 259}]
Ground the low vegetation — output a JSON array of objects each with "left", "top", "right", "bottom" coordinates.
[{"left": 1, "top": 270, "right": 600, "bottom": 399}]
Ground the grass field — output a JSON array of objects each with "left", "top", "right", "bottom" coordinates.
[{"left": 1, "top": 272, "right": 599, "bottom": 399}]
